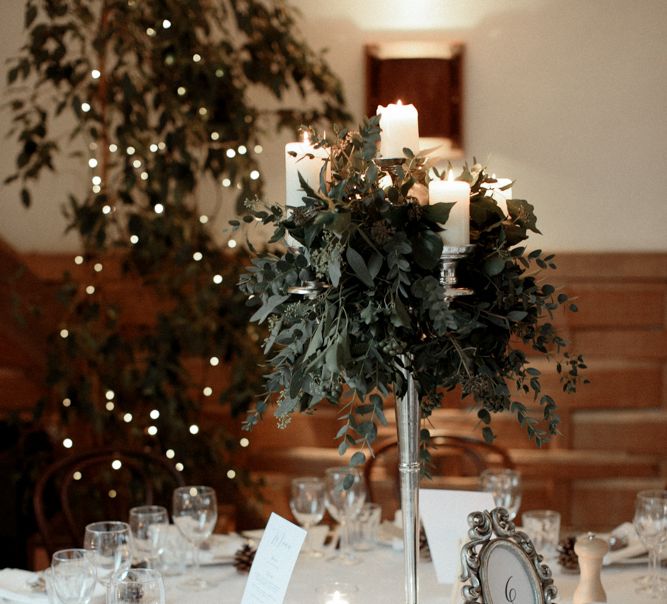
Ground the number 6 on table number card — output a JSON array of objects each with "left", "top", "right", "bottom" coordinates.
[
  {"left": 240, "top": 513, "right": 307, "bottom": 604},
  {"left": 460, "top": 508, "right": 558, "bottom": 604}
]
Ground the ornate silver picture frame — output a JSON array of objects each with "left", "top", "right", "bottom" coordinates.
[{"left": 460, "top": 508, "right": 558, "bottom": 604}]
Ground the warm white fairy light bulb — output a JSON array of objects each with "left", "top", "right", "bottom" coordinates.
[
  {"left": 109, "top": 143, "right": 118, "bottom": 153},
  {"left": 140, "top": 172, "right": 149, "bottom": 181},
  {"left": 212, "top": 274, "right": 223, "bottom": 284},
  {"left": 158, "top": 141, "right": 166, "bottom": 150},
  {"left": 108, "top": 490, "right": 117, "bottom": 498},
  {"left": 215, "top": 68, "right": 224, "bottom": 78},
  {"left": 192, "top": 252, "right": 203, "bottom": 262},
  {"left": 209, "top": 356, "right": 219, "bottom": 366},
  {"left": 81, "top": 102, "right": 91, "bottom": 113},
  {"left": 111, "top": 459, "right": 122, "bottom": 470},
  {"left": 227, "top": 239, "right": 237, "bottom": 249},
  {"left": 130, "top": 235, "right": 139, "bottom": 244},
  {"left": 105, "top": 401, "right": 114, "bottom": 411},
  {"left": 199, "top": 215, "right": 209, "bottom": 224},
  {"left": 221, "top": 178, "right": 231, "bottom": 188},
  {"left": 240, "top": 437, "right": 250, "bottom": 448},
  {"left": 132, "top": 159, "right": 142, "bottom": 169},
  {"left": 162, "top": 19, "right": 171, "bottom": 29},
  {"left": 94, "top": 263, "right": 103, "bottom": 272},
  {"left": 102, "top": 205, "right": 111, "bottom": 214},
  {"left": 88, "top": 158, "right": 98, "bottom": 168},
  {"left": 123, "top": 412, "right": 133, "bottom": 423},
  {"left": 63, "top": 438, "right": 73, "bottom": 449},
  {"left": 254, "top": 144, "right": 263, "bottom": 154},
  {"left": 73, "top": 471, "right": 82, "bottom": 481},
  {"left": 91, "top": 69, "right": 101, "bottom": 79},
  {"left": 154, "top": 203, "right": 164, "bottom": 214},
  {"left": 203, "top": 386, "right": 213, "bottom": 397},
  {"left": 126, "top": 146, "right": 135, "bottom": 155},
  {"left": 166, "top": 449, "right": 175, "bottom": 459},
  {"left": 74, "top": 255, "right": 84, "bottom": 265},
  {"left": 250, "top": 170, "right": 260, "bottom": 180},
  {"left": 177, "top": 86, "right": 186, "bottom": 96},
  {"left": 85, "top": 285, "right": 95, "bottom": 295},
  {"left": 146, "top": 27, "right": 156, "bottom": 37},
  {"left": 149, "top": 143, "right": 158, "bottom": 152},
  {"left": 198, "top": 107, "right": 208, "bottom": 116},
  {"left": 192, "top": 53, "right": 202, "bottom": 62},
  {"left": 92, "top": 185, "right": 101, "bottom": 194},
  {"left": 225, "top": 149, "right": 236, "bottom": 158},
  {"left": 105, "top": 390, "right": 115, "bottom": 400},
  {"left": 60, "top": 329, "right": 69, "bottom": 339},
  {"left": 227, "top": 469, "right": 236, "bottom": 479},
  {"left": 147, "top": 425, "right": 158, "bottom": 436},
  {"left": 175, "top": 462, "right": 184, "bottom": 472},
  {"left": 210, "top": 132, "right": 220, "bottom": 141},
  {"left": 189, "top": 424, "right": 199, "bottom": 435},
  {"left": 62, "top": 398, "right": 71, "bottom": 407},
  {"left": 150, "top": 409, "right": 160, "bottom": 420},
  {"left": 92, "top": 176, "right": 102, "bottom": 186},
  {"left": 237, "top": 145, "right": 247, "bottom": 155}
]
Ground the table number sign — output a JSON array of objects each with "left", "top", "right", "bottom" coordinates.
[
  {"left": 240, "top": 513, "right": 307, "bottom": 604},
  {"left": 460, "top": 508, "right": 558, "bottom": 604}
]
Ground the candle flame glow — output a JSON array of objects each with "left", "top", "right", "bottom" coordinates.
[
  {"left": 447, "top": 170, "right": 455, "bottom": 182},
  {"left": 302, "top": 131, "right": 310, "bottom": 144},
  {"left": 396, "top": 99, "right": 403, "bottom": 105}
]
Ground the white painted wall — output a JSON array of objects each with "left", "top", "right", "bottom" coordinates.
[{"left": 1, "top": 0, "right": 666, "bottom": 252}]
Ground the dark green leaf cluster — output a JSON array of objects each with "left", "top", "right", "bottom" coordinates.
[{"left": 238, "top": 118, "right": 586, "bottom": 459}]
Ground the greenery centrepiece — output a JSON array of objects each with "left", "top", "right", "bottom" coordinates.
[
  {"left": 5, "top": 0, "right": 350, "bottom": 505},
  {"left": 237, "top": 117, "right": 586, "bottom": 467}
]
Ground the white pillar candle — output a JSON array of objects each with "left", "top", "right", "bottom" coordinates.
[
  {"left": 481, "top": 175, "right": 512, "bottom": 215},
  {"left": 376, "top": 101, "right": 420, "bottom": 159},
  {"left": 428, "top": 173, "right": 471, "bottom": 246},
  {"left": 284, "top": 134, "right": 327, "bottom": 209}
]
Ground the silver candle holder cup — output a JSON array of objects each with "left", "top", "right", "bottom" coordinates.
[{"left": 440, "top": 244, "right": 475, "bottom": 301}]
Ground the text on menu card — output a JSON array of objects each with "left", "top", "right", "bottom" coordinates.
[{"left": 240, "top": 513, "right": 307, "bottom": 604}]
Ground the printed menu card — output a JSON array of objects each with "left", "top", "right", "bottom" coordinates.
[{"left": 240, "top": 512, "right": 307, "bottom": 604}]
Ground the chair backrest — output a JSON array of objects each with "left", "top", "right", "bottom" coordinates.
[
  {"left": 364, "top": 430, "right": 514, "bottom": 519},
  {"left": 34, "top": 448, "right": 184, "bottom": 557}
]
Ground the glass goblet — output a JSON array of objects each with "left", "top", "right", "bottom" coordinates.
[
  {"left": 290, "top": 477, "right": 325, "bottom": 557},
  {"left": 324, "top": 467, "right": 367, "bottom": 564},
  {"left": 129, "top": 505, "right": 169, "bottom": 569},
  {"left": 107, "top": 568, "right": 165, "bottom": 604},
  {"left": 480, "top": 468, "right": 522, "bottom": 520},
  {"left": 83, "top": 521, "right": 132, "bottom": 587},
  {"left": 172, "top": 485, "right": 218, "bottom": 591},
  {"left": 633, "top": 489, "right": 667, "bottom": 599},
  {"left": 51, "top": 548, "right": 96, "bottom": 604}
]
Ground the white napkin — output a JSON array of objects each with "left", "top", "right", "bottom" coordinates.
[
  {"left": 603, "top": 522, "right": 647, "bottom": 566},
  {"left": 0, "top": 569, "right": 47, "bottom": 603}
]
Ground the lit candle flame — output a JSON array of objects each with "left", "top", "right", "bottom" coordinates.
[
  {"left": 396, "top": 99, "right": 403, "bottom": 106},
  {"left": 447, "top": 170, "right": 455, "bottom": 182},
  {"left": 302, "top": 131, "right": 310, "bottom": 145}
]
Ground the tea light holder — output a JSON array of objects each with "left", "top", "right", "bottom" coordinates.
[
  {"left": 316, "top": 582, "right": 359, "bottom": 604},
  {"left": 440, "top": 245, "right": 475, "bottom": 301}
]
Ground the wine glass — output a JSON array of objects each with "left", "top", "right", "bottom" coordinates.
[
  {"left": 129, "top": 505, "right": 169, "bottom": 569},
  {"left": 633, "top": 489, "right": 667, "bottom": 599},
  {"left": 480, "top": 469, "right": 522, "bottom": 520},
  {"left": 107, "top": 568, "right": 165, "bottom": 604},
  {"left": 172, "top": 485, "right": 218, "bottom": 590},
  {"left": 83, "top": 521, "right": 132, "bottom": 587},
  {"left": 51, "top": 548, "right": 96, "bottom": 604},
  {"left": 324, "top": 467, "right": 366, "bottom": 564},
  {"left": 290, "top": 477, "right": 326, "bottom": 557}
]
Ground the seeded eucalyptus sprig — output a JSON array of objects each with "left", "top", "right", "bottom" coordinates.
[{"left": 236, "top": 116, "right": 586, "bottom": 465}]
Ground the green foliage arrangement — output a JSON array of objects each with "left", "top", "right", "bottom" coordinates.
[
  {"left": 237, "top": 117, "right": 586, "bottom": 464},
  {"left": 4, "top": 0, "right": 349, "bottom": 493}
]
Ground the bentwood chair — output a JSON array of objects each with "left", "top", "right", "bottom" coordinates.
[
  {"left": 363, "top": 430, "right": 514, "bottom": 519},
  {"left": 33, "top": 448, "right": 184, "bottom": 557}
]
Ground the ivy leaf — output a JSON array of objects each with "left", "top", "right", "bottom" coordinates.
[
  {"left": 412, "top": 230, "right": 443, "bottom": 269},
  {"left": 345, "top": 246, "right": 374, "bottom": 286},
  {"left": 423, "top": 202, "right": 454, "bottom": 224}
]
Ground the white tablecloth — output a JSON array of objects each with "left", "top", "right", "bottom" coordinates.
[
  {"left": 162, "top": 548, "right": 659, "bottom": 604},
  {"left": 1, "top": 550, "right": 661, "bottom": 603}
]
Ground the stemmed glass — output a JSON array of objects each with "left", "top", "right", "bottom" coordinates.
[
  {"left": 324, "top": 467, "right": 367, "bottom": 564},
  {"left": 480, "top": 469, "right": 522, "bottom": 520},
  {"left": 129, "top": 505, "right": 169, "bottom": 569},
  {"left": 107, "top": 568, "right": 166, "bottom": 604},
  {"left": 83, "top": 521, "right": 132, "bottom": 587},
  {"left": 633, "top": 489, "right": 667, "bottom": 599},
  {"left": 172, "top": 485, "right": 218, "bottom": 591},
  {"left": 290, "top": 477, "right": 326, "bottom": 557},
  {"left": 51, "top": 548, "right": 96, "bottom": 604}
]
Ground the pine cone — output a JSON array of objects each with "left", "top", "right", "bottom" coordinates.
[
  {"left": 419, "top": 526, "right": 431, "bottom": 560},
  {"left": 557, "top": 536, "right": 579, "bottom": 572},
  {"left": 233, "top": 544, "right": 257, "bottom": 574}
]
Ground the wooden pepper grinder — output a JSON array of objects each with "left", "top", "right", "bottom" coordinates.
[{"left": 573, "top": 533, "right": 609, "bottom": 604}]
